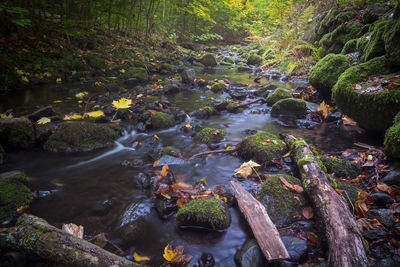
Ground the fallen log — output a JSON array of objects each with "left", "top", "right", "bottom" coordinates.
[
  {"left": 283, "top": 134, "right": 368, "bottom": 267},
  {"left": 0, "top": 214, "right": 140, "bottom": 267},
  {"left": 229, "top": 181, "right": 289, "bottom": 262}
]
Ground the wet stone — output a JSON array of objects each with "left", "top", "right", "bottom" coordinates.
[
  {"left": 155, "top": 155, "right": 189, "bottom": 166},
  {"left": 281, "top": 236, "right": 308, "bottom": 262},
  {"left": 368, "top": 209, "right": 394, "bottom": 227},
  {"left": 371, "top": 192, "right": 394, "bottom": 206},
  {"left": 196, "top": 252, "right": 215, "bottom": 267},
  {"left": 132, "top": 172, "right": 150, "bottom": 189},
  {"left": 154, "top": 198, "right": 178, "bottom": 220},
  {"left": 383, "top": 170, "right": 400, "bottom": 186},
  {"left": 104, "top": 83, "right": 120, "bottom": 92},
  {"left": 28, "top": 105, "right": 56, "bottom": 122},
  {"left": 234, "top": 239, "right": 265, "bottom": 267},
  {"left": 363, "top": 226, "right": 389, "bottom": 240},
  {"left": 228, "top": 89, "right": 247, "bottom": 100},
  {"left": 91, "top": 199, "right": 113, "bottom": 216},
  {"left": 375, "top": 258, "right": 398, "bottom": 267}
]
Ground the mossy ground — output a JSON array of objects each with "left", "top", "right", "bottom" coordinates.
[
  {"left": 238, "top": 132, "right": 286, "bottom": 163},
  {"left": 197, "top": 128, "right": 226, "bottom": 144},
  {"left": 176, "top": 197, "right": 230, "bottom": 230},
  {"left": 151, "top": 112, "right": 174, "bottom": 129},
  {"left": 320, "top": 155, "right": 361, "bottom": 178},
  {"left": 266, "top": 88, "right": 292, "bottom": 106}
]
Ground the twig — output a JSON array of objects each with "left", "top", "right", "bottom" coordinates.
[
  {"left": 189, "top": 148, "right": 238, "bottom": 160},
  {"left": 353, "top": 142, "right": 373, "bottom": 150},
  {"left": 251, "top": 166, "right": 263, "bottom": 183}
]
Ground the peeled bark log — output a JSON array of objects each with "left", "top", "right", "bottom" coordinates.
[
  {"left": 0, "top": 214, "right": 139, "bottom": 267},
  {"left": 283, "top": 134, "right": 368, "bottom": 267},
  {"left": 230, "top": 181, "right": 290, "bottom": 262}
]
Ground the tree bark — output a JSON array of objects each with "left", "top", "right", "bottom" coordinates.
[
  {"left": 230, "top": 181, "right": 290, "bottom": 262},
  {"left": 0, "top": 214, "right": 140, "bottom": 267},
  {"left": 283, "top": 134, "right": 368, "bottom": 267}
]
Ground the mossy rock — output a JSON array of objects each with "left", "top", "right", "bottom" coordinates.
[
  {"left": 151, "top": 112, "right": 174, "bottom": 129},
  {"left": 222, "top": 57, "right": 234, "bottom": 64},
  {"left": 394, "top": 112, "right": 400, "bottom": 124},
  {"left": 270, "top": 98, "right": 308, "bottom": 118},
  {"left": 159, "top": 63, "right": 174, "bottom": 73},
  {"left": 0, "top": 118, "right": 34, "bottom": 150},
  {"left": 362, "top": 20, "right": 389, "bottom": 62},
  {"left": 258, "top": 174, "right": 306, "bottom": 227},
  {"left": 332, "top": 56, "right": 399, "bottom": 131},
  {"left": 335, "top": 179, "right": 360, "bottom": 205},
  {"left": 199, "top": 53, "right": 217, "bottom": 67},
  {"left": 176, "top": 197, "right": 231, "bottom": 230},
  {"left": 320, "top": 155, "right": 361, "bottom": 178},
  {"left": 197, "top": 128, "right": 226, "bottom": 144},
  {"left": 309, "top": 54, "right": 350, "bottom": 99},
  {"left": 317, "top": 9, "right": 341, "bottom": 37},
  {"left": 86, "top": 54, "right": 105, "bottom": 69},
  {"left": 384, "top": 122, "right": 400, "bottom": 158},
  {"left": 43, "top": 121, "right": 117, "bottom": 152},
  {"left": 320, "top": 22, "right": 363, "bottom": 56},
  {"left": 226, "top": 103, "right": 242, "bottom": 113},
  {"left": 266, "top": 88, "right": 292, "bottom": 106},
  {"left": 383, "top": 4, "right": 400, "bottom": 67},
  {"left": 238, "top": 132, "right": 286, "bottom": 163},
  {"left": 246, "top": 54, "right": 263, "bottom": 66},
  {"left": 159, "top": 146, "right": 179, "bottom": 157},
  {"left": 210, "top": 82, "right": 225, "bottom": 93},
  {"left": 200, "top": 106, "right": 215, "bottom": 115},
  {"left": 125, "top": 67, "right": 148, "bottom": 80},
  {"left": 0, "top": 171, "right": 33, "bottom": 220},
  {"left": 341, "top": 39, "right": 358, "bottom": 54}
]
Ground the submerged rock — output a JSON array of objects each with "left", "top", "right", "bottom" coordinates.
[
  {"left": 238, "top": 132, "right": 286, "bottom": 163},
  {"left": 0, "top": 171, "right": 33, "bottom": 220},
  {"left": 270, "top": 98, "right": 308, "bottom": 118},
  {"left": 0, "top": 118, "right": 34, "bottom": 150},
  {"left": 175, "top": 197, "right": 231, "bottom": 230},
  {"left": 265, "top": 88, "right": 292, "bottom": 106},
  {"left": 197, "top": 128, "right": 226, "bottom": 144},
  {"left": 234, "top": 239, "right": 265, "bottom": 267},
  {"left": 43, "top": 121, "right": 117, "bottom": 152},
  {"left": 281, "top": 236, "right": 308, "bottom": 262}
]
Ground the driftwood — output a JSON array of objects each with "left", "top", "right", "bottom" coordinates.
[
  {"left": 0, "top": 214, "right": 139, "bottom": 267},
  {"left": 230, "top": 181, "right": 290, "bottom": 262},
  {"left": 232, "top": 98, "right": 265, "bottom": 110},
  {"left": 189, "top": 148, "right": 238, "bottom": 160},
  {"left": 283, "top": 135, "right": 368, "bottom": 267}
]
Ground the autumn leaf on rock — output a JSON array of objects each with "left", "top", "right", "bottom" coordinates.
[
  {"left": 356, "top": 218, "right": 381, "bottom": 232},
  {"left": 279, "top": 176, "right": 304, "bottom": 193},
  {"left": 91, "top": 233, "right": 108, "bottom": 248},
  {"left": 161, "top": 165, "right": 169, "bottom": 177},
  {"left": 112, "top": 97, "right": 132, "bottom": 109},
  {"left": 37, "top": 117, "right": 51, "bottom": 124},
  {"left": 85, "top": 110, "right": 105, "bottom": 118},
  {"left": 163, "top": 244, "right": 192, "bottom": 265},
  {"left": 75, "top": 91, "right": 88, "bottom": 99},
  {"left": 234, "top": 160, "right": 261, "bottom": 178},
  {"left": 62, "top": 223, "right": 84, "bottom": 238},
  {"left": 133, "top": 252, "right": 150, "bottom": 262}
]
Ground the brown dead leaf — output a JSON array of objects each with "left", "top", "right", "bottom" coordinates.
[
  {"left": 153, "top": 160, "right": 160, "bottom": 167},
  {"left": 279, "top": 176, "right": 294, "bottom": 190},
  {"left": 335, "top": 189, "right": 344, "bottom": 194},
  {"left": 271, "top": 140, "right": 278, "bottom": 145},
  {"left": 234, "top": 160, "right": 261, "bottom": 178},
  {"left": 302, "top": 207, "right": 314, "bottom": 219},
  {"left": 62, "top": 223, "right": 84, "bottom": 238},
  {"left": 342, "top": 115, "right": 357, "bottom": 126},
  {"left": 91, "top": 233, "right": 108, "bottom": 248},
  {"left": 317, "top": 101, "right": 330, "bottom": 119},
  {"left": 356, "top": 218, "right": 381, "bottom": 232},
  {"left": 391, "top": 203, "right": 400, "bottom": 214},
  {"left": 262, "top": 139, "right": 270, "bottom": 145},
  {"left": 377, "top": 183, "right": 392, "bottom": 194},
  {"left": 293, "top": 184, "right": 304, "bottom": 193}
]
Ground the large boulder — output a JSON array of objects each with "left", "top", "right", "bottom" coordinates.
[
  {"left": 265, "top": 88, "right": 292, "bottom": 106},
  {"left": 320, "top": 22, "right": 363, "bottom": 56},
  {"left": 332, "top": 56, "right": 399, "bottom": 131},
  {"left": 257, "top": 174, "right": 307, "bottom": 227},
  {"left": 383, "top": 4, "right": 400, "bottom": 67},
  {"left": 384, "top": 119, "right": 400, "bottom": 158},
  {"left": 43, "top": 121, "right": 117, "bottom": 152},
  {"left": 362, "top": 20, "right": 389, "bottom": 62},
  {"left": 0, "top": 171, "right": 33, "bottom": 220},
  {"left": 175, "top": 197, "right": 231, "bottom": 230},
  {"left": 151, "top": 112, "right": 174, "bottom": 129},
  {"left": 308, "top": 54, "right": 350, "bottom": 99},
  {"left": 246, "top": 54, "right": 263, "bottom": 66},
  {"left": 0, "top": 118, "right": 34, "bottom": 150},
  {"left": 238, "top": 132, "right": 286, "bottom": 163},
  {"left": 199, "top": 53, "right": 217, "bottom": 67},
  {"left": 270, "top": 98, "right": 308, "bottom": 118}
]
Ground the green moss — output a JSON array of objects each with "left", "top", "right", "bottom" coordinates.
[
  {"left": 384, "top": 122, "right": 400, "bottom": 158},
  {"left": 159, "top": 146, "right": 179, "bottom": 157},
  {"left": 270, "top": 98, "right": 308, "bottom": 118},
  {"left": 394, "top": 112, "right": 400, "bottom": 124},
  {"left": 320, "top": 22, "right": 362, "bottom": 55},
  {"left": 0, "top": 118, "right": 34, "bottom": 150},
  {"left": 201, "top": 106, "right": 215, "bottom": 115},
  {"left": 125, "top": 67, "right": 148, "bottom": 80},
  {"left": 247, "top": 54, "right": 263, "bottom": 65},
  {"left": 336, "top": 179, "right": 360, "bottom": 205},
  {"left": 43, "top": 121, "right": 117, "bottom": 152},
  {"left": 297, "top": 156, "right": 313, "bottom": 167},
  {"left": 0, "top": 171, "right": 33, "bottom": 220},
  {"left": 341, "top": 39, "right": 358, "bottom": 54},
  {"left": 151, "top": 112, "right": 174, "bottom": 129},
  {"left": 222, "top": 57, "right": 234, "bottom": 64},
  {"left": 309, "top": 54, "right": 350, "bottom": 99},
  {"left": 383, "top": 4, "right": 400, "bottom": 66},
  {"left": 86, "top": 54, "right": 105, "bottom": 69},
  {"left": 159, "top": 63, "right": 174, "bottom": 73},
  {"left": 320, "top": 155, "right": 361, "bottom": 178},
  {"left": 332, "top": 56, "right": 399, "bottom": 131},
  {"left": 238, "top": 132, "right": 286, "bottom": 163},
  {"left": 176, "top": 197, "right": 230, "bottom": 230},
  {"left": 265, "top": 88, "right": 292, "bottom": 106},
  {"left": 210, "top": 82, "right": 225, "bottom": 93},
  {"left": 362, "top": 20, "right": 389, "bottom": 62},
  {"left": 199, "top": 53, "right": 217, "bottom": 67},
  {"left": 226, "top": 103, "right": 241, "bottom": 113},
  {"left": 197, "top": 128, "right": 226, "bottom": 144},
  {"left": 258, "top": 174, "right": 306, "bottom": 226}
]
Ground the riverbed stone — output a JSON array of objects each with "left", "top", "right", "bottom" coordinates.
[
  {"left": 181, "top": 69, "right": 195, "bottom": 84},
  {"left": 28, "top": 106, "right": 57, "bottom": 122},
  {"left": 368, "top": 208, "right": 394, "bottom": 227},
  {"left": 383, "top": 170, "right": 400, "bottom": 186},
  {"left": 132, "top": 173, "right": 151, "bottom": 189},
  {"left": 151, "top": 112, "right": 174, "bottom": 129},
  {"left": 257, "top": 174, "right": 306, "bottom": 227},
  {"left": 281, "top": 236, "right": 308, "bottom": 262},
  {"left": 197, "top": 128, "right": 226, "bottom": 144},
  {"left": 154, "top": 155, "right": 189, "bottom": 166},
  {"left": 265, "top": 88, "right": 292, "bottom": 106},
  {"left": 0, "top": 170, "right": 33, "bottom": 220},
  {"left": 238, "top": 132, "right": 286, "bottom": 163},
  {"left": 43, "top": 121, "right": 117, "bottom": 152},
  {"left": 210, "top": 82, "right": 225, "bottom": 93},
  {"left": 199, "top": 53, "right": 217, "bottom": 67},
  {"left": 270, "top": 98, "right": 308, "bottom": 118},
  {"left": 308, "top": 53, "right": 350, "bottom": 99},
  {"left": 371, "top": 192, "right": 394, "bottom": 206},
  {"left": 0, "top": 118, "right": 34, "bottom": 150},
  {"left": 175, "top": 197, "right": 231, "bottom": 230},
  {"left": 154, "top": 198, "right": 178, "bottom": 220},
  {"left": 234, "top": 239, "right": 265, "bottom": 267}
]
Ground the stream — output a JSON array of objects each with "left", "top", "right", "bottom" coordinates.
[{"left": 0, "top": 47, "right": 380, "bottom": 266}]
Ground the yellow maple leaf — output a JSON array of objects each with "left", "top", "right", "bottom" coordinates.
[
  {"left": 75, "top": 91, "right": 88, "bottom": 99},
  {"left": 0, "top": 113, "right": 13, "bottom": 119},
  {"left": 120, "top": 69, "right": 126, "bottom": 73},
  {"left": 37, "top": 117, "right": 51, "bottom": 125},
  {"left": 234, "top": 160, "right": 261, "bottom": 178},
  {"left": 154, "top": 134, "right": 159, "bottom": 140},
  {"left": 53, "top": 100, "right": 63, "bottom": 103},
  {"left": 185, "top": 124, "right": 191, "bottom": 128},
  {"left": 85, "top": 110, "right": 105, "bottom": 118},
  {"left": 163, "top": 244, "right": 178, "bottom": 261},
  {"left": 133, "top": 252, "right": 150, "bottom": 262},
  {"left": 112, "top": 98, "right": 132, "bottom": 109},
  {"left": 64, "top": 114, "right": 84, "bottom": 120}
]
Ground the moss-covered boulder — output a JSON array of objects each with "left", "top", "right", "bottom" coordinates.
[
  {"left": 125, "top": 67, "right": 148, "bottom": 81},
  {"left": 176, "top": 197, "right": 231, "bottom": 230},
  {"left": 332, "top": 56, "right": 399, "bottom": 131},
  {"left": 384, "top": 121, "right": 400, "bottom": 158},
  {"left": 159, "top": 146, "right": 179, "bottom": 157},
  {"left": 258, "top": 174, "right": 306, "bottom": 227},
  {"left": 222, "top": 57, "right": 234, "bottom": 65},
  {"left": 270, "top": 98, "right": 308, "bottom": 118},
  {"left": 151, "top": 112, "right": 174, "bottom": 129},
  {"left": 0, "top": 171, "right": 33, "bottom": 220},
  {"left": 197, "top": 128, "right": 226, "bottom": 144},
  {"left": 246, "top": 54, "right": 263, "bottom": 66},
  {"left": 362, "top": 20, "right": 389, "bottom": 62},
  {"left": 265, "top": 88, "right": 292, "bottom": 106},
  {"left": 199, "top": 53, "right": 217, "bottom": 67},
  {"left": 238, "top": 132, "right": 286, "bottom": 163},
  {"left": 309, "top": 54, "right": 350, "bottom": 99},
  {"left": 0, "top": 118, "right": 34, "bottom": 150},
  {"left": 43, "top": 121, "right": 117, "bottom": 152},
  {"left": 210, "top": 82, "right": 226, "bottom": 93},
  {"left": 86, "top": 54, "right": 105, "bottom": 69},
  {"left": 341, "top": 39, "right": 358, "bottom": 54},
  {"left": 159, "top": 63, "right": 174, "bottom": 73},
  {"left": 320, "top": 22, "right": 363, "bottom": 55},
  {"left": 383, "top": 4, "right": 400, "bottom": 67},
  {"left": 320, "top": 155, "right": 361, "bottom": 178},
  {"left": 317, "top": 9, "right": 355, "bottom": 39}
]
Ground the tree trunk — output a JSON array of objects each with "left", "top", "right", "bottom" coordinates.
[
  {"left": 230, "top": 181, "right": 290, "bottom": 262},
  {"left": 0, "top": 214, "right": 140, "bottom": 267},
  {"left": 283, "top": 134, "right": 368, "bottom": 267}
]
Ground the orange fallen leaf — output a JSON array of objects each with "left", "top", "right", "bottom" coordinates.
[
  {"left": 293, "top": 184, "right": 304, "bottom": 193},
  {"left": 262, "top": 139, "right": 270, "bottom": 145},
  {"left": 133, "top": 252, "right": 150, "bottom": 262},
  {"left": 377, "top": 183, "right": 392, "bottom": 194},
  {"left": 153, "top": 160, "right": 160, "bottom": 167},
  {"left": 161, "top": 164, "right": 169, "bottom": 177},
  {"left": 335, "top": 189, "right": 344, "bottom": 194}
]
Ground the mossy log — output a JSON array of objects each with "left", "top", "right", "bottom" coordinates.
[
  {"left": 0, "top": 214, "right": 139, "bottom": 267},
  {"left": 230, "top": 181, "right": 289, "bottom": 262},
  {"left": 283, "top": 135, "right": 367, "bottom": 267}
]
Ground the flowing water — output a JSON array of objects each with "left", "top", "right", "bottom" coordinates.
[{"left": 0, "top": 56, "right": 379, "bottom": 266}]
